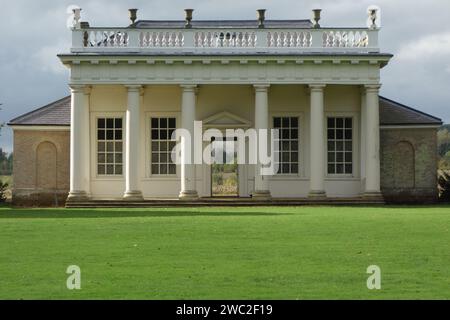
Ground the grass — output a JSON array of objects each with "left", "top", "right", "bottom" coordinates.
[{"left": 0, "top": 205, "right": 449, "bottom": 300}]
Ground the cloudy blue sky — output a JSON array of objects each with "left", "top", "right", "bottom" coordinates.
[{"left": 1, "top": 0, "right": 449, "bottom": 152}]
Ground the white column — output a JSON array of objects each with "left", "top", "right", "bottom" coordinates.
[
  {"left": 82, "top": 87, "right": 91, "bottom": 195},
  {"left": 179, "top": 85, "right": 199, "bottom": 200},
  {"left": 253, "top": 84, "right": 271, "bottom": 200},
  {"left": 68, "top": 85, "right": 90, "bottom": 201},
  {"left": 309, "top": 84, "right": 327, "bottom": 198},
  {"left": 360, "top": 87, "right": 367, "bottom": 191},
  {"left": 364, "top": 84, "right": 382, "bottom": 197},
  {"left": 124, "top": 85, "right": 143, "bottom": 200}
]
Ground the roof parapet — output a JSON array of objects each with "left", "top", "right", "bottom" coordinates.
[{"left": 69, "top": 7, "right": 382, "bottom": 55}]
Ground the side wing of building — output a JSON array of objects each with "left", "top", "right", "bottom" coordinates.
[{"left": 8, "top": 97, "right": 71, "bottom": 206}]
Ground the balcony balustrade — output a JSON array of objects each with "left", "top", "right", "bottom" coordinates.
[{"left": 71, "top": 27, "right": 379, "bottom": 54}]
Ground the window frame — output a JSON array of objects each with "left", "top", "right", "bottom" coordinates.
[
  {"left": 145, "top": 112, "right": 181, "bottom": 179},
  {"left": 91, "top": 112, "right": 126, "bottom": 180},
  {"left": 270, "top": 112, "right": 304, "bottom": 178},
  {"left": 325, "top": 113, "right": 358, "bottom": 179}
]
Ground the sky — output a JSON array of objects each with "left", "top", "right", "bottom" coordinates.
[{"left": 1, "top": 0, "right": 449, "bottom": 153}]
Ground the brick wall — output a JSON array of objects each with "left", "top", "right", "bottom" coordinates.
[
  {"left": 12, "top": 129, "right": 70, "bottom": 206},
  {"left": 380, "top": 128, "right": 438, "bottom": 203}
]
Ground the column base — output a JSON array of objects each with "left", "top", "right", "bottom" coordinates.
[
  {"left": 362, "top": 191, "right": 384, "bottom": 201},
  {"left": 252, "top": 190, "right": 272, "bottom": 201},
  {"left": 308, "top": 190, "right": 327, "bottom": 199},
  {"left": 179, "top": 190, "right": 199, "bottom": 201},
  {"left": 67, "top": 191, "right": 89, "bottom": 202},
  {"left": 123, "top": 191, "right": 144, "bottom": 201}
]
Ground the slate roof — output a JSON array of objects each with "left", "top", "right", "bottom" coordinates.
[
  {"left": 379, "top": 96, "right": 442, "bottom": 126},
  {"left": 8, "top": 96, "right": 71, "bottom": 127},
  {"left": 131, "top": 20, "right": 313, "bottom": 29},
  {"left": 8, "top": 95, "right": 442, "bottom": 127}
]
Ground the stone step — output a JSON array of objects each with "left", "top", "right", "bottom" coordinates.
[{"left": 66, "top": 198, "right": 385, "bottom": 208}]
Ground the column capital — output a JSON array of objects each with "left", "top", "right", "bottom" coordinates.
[
  {"left": 69, "top": 84, "right": 91, "bottom": 94},
  {"left": 253, "top": 84, "right": 270, "bottom": 92},
  {"left": 364, "top": 84, "right": 382, "bottom": 92},
  {"left": 84, "top": 86, "right": 92, "bottom": 95},
  {"left": 308, "top": 84, "right": 326, "bottom": 92},
  {"left": 360, "top": 85, "right": 367, "bottom": 96},
  {"left": 125, "top": 84, "right": 143, "bottom": 92},
  {"left": 180, "top": 84, "right": 198, "bottom": 92}
]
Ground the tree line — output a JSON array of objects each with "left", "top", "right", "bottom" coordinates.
[
  {"left": 0, "top": 148, "right": 12, "bottom": 176},
  {"left": 438, "top": 124, "right": 450, "bottom": 170}
]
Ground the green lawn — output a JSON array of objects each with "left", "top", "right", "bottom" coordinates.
[{"left": 0, "top": 205, "right": 449, "bottom": 300}]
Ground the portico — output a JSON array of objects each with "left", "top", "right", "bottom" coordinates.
[{"left": 65, "top": 82, "right": 382, "bottom": 201}]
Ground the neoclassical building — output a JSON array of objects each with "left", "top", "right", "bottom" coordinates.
[{"left": 9, "top": 8, "right": 442, "bottom": 206}]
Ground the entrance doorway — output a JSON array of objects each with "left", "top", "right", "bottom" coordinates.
[{"left": 211, "top": 138, "right": 239, "bottom": 197}]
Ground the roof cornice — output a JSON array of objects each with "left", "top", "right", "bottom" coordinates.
[
  {"left": 58, "top": 53, "right": 393, "bottom": 70},
  {"left": 9, "top": 125, "right": 70, "bottom": 131}
]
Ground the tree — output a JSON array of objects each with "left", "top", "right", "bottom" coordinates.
[
  {"left": 438, "top": 125, "right": 450, "bottom": 170},
  {"left": 0, "top": 149, "right": 12, "bottom": 175},
  {"left": 0, "top": 104, "right": 13, "bottom": 176},
  {"left": 438, "top": 128, "right": 450, "bottom": 157},
  {"left": 0, "top": 103, "right": 3, "bottom": 136},
  {"left": 0, "top": 179, "right": 8, "bottom": 203},
  {"left": 438, "top": 170, "right": 450, "bottom": 202}
]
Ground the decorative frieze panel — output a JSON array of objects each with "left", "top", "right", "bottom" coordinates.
[{"left": 64, "top": 57, "right": 385, "bottom": 85}]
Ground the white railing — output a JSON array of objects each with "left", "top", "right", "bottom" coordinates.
[
  {"left": 322, "top": 30, "right": 369, "bottom": 48},
  {"left": 71, "top": 27, "right": 379, "bottom": 53},
  {"left": 267, "top": 31, "right": 312, "bottom": 48},
  {"left": 140, "top": 31, "right": 184, "bottom": 48},
  {"left": 194, "top": 30, "right": 257, "bottom": 48},
  {"left": 83, "top": 29, "right": 130, "bottom": 48}
]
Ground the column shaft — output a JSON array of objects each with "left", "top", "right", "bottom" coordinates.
[
  {"left": 253, "top": 84, "right": 271, "bottom": 200},
  {"left": 82, "top": 88, "right": 91, "bottom": 195},
  {"left": 309, "top": 84, "right": 327, "bottom": 198},
  {"left": 68, "top": 85, "right": 90, "bottom": 201},
  {"left": 364, "top": 84, "right": 382, "bottom": 196},
  {"left": 124, "top": 85, "right": 143, "bottom": 200},
  {"left": 360, "top": 88, "right": 367, "bottom": 191},
  {"left": 179, "top": 85, "right": 199, "bottom": 200}
]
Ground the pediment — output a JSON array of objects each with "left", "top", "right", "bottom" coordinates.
[{"left": 202, "top": 111, "right": 252, "bottom": 128}]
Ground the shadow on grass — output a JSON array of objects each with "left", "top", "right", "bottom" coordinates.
[
  {"left": 0, "top": 207, "right": 293, "bottom": 219},
  {"left": 1, "top": 203, "right": 449, "bottom": 219}
]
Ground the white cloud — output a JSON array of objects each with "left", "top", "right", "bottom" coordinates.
[
  {"left": 397, "top": 31, "right": 450, "bottom": 61},
  {"left": 32, "top": 39, "right": 70, "bottom": 74}
]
